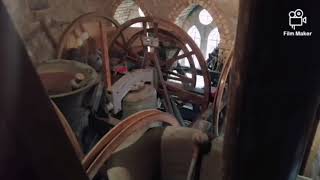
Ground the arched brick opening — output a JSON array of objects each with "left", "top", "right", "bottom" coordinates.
[
  {"left": 111, "top": 0, "right": 150, "bottom": 20},
  {"left": 175, "top": 4, "right": 198, "bottom": 27},
  {"left": 177, "top": 6, "right": 220, "bottom": 58},
  {"left": 135, "top": 0, "right": 152, "bottom": 16},
  {"left": 167, "top": 1, "right": 233, "bottom": 57}
]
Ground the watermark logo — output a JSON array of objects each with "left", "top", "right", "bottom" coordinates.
[
  {"left": 283, "top": 9, "right": 312, "bottom": 37},
  {"left": 288, "top": 9, "right": 307, "bottom": 30}
]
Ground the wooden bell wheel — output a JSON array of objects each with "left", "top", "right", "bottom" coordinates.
[
  {"left": 57, "top": 12, "right": 124, "bottom": 64},
  {"left": 124, "top": 28, "right": 198, "bottom": 88},
  {"left": 212, "top": 48, "right": 234, "bottom": 136},
  {"left": 109, "top": 17, "right": 211, "bottom": 112},
  {"left": 52, "top": 102, "right": 179, "bottom": 179},
  {"left": 82, "top": 109, "right": 180, "bottom": 179}
]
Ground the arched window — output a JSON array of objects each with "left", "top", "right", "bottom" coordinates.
[
  {"left": 199, "top": 9, "right": 213, "bottom": 25},
  {"left": 206, "top": 28, "right": 220, "bottom": 58},
  {"left": 187, "top": 25, "right": 201, "bottom": 48}
]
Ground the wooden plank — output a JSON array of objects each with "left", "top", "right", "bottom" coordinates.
[{"left": 0, "top": 2, "right": 88, "bottom": 179}]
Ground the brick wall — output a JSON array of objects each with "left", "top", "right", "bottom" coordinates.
[{"left": 3, "top": 0, "right": 238, "bottom": 64}]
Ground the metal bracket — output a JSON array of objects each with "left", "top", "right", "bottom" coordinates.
[{"left": 142, "top": 36, "right": 159, "bottom": 47}]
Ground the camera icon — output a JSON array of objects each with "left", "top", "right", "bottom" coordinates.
[{"left": 289, "top": 9, "right": 307, "bottom": 30}]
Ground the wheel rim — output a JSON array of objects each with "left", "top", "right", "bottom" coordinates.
[
  {"left": 82, "top": 109, "right": 180, "bottom": 179},
  {"left": 57, "top": 12, "right": 124, "bottom": 59},
  {"left": 109, "top": 17, "right": 211, "bottom": 111}
]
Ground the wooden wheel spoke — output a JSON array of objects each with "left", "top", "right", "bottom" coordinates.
[
  {"left": 128, "top": 45, "right": 144, "bottom": 51},
  {"left": 173, "top": 48, "right": 181, "bottom": 58},
  {"left": 121, "top": 33, "right": 142, "bottom": 58},
  {"left": 126, "top": 33, "right": 140, "bottom": 47},
  {"left": 114, "top": 39, "right": 140, "bottom": 59},
  {"left": 166, "top": 71, "right": 194, "bottom": 84},
  {"left": 138, "top": 34, "right": 144, "bottom": 46},
  {"left": 125, "top": 55, "right": 141, "bottom": 64},
  {"left": 114, "top": 39, "right": 128, "bottom": 51},
  {"left": 166, "top": 51, "right": 195, "bottom": 67},
  {"left": 159, "top": 82, "right": 206, "bottom": 105}
]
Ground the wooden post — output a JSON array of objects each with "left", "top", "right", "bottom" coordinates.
[
  {"left": 99, "top": 21, "right": 112, "bottom": 90},
  {"left": 223, "top": 0, "right": 317, "bottom": 180}
]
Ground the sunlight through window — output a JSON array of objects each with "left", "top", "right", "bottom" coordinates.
[
  {"left": 206, "top": 28, "right": 220, "bottom": 58},
  {"left": 199, "top": 9, "right": 213, "bottom": 25},
  {"left": 187, "top": 26, "right": 201, "bottom": 48}
]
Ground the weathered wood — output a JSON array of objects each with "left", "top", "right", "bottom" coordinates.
[
  {"left": 303, "top": 107, "right": 320, "bottom": 178},
  {"left": 51, "top": 100, "right": 84, "bottom": 160},
  {"left": 99, "top": 21, "right": 112, "bottom": 89},
  {"left": 0, "top": 2, "right": 88, "bottom": 179},
  {"left": 223, "top": 0, "right": 317, "bottom": 180}
]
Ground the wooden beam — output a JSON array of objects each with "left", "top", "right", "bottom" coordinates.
[{"left": 223, "top": 0, "right": 317, "bottom": 180}]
